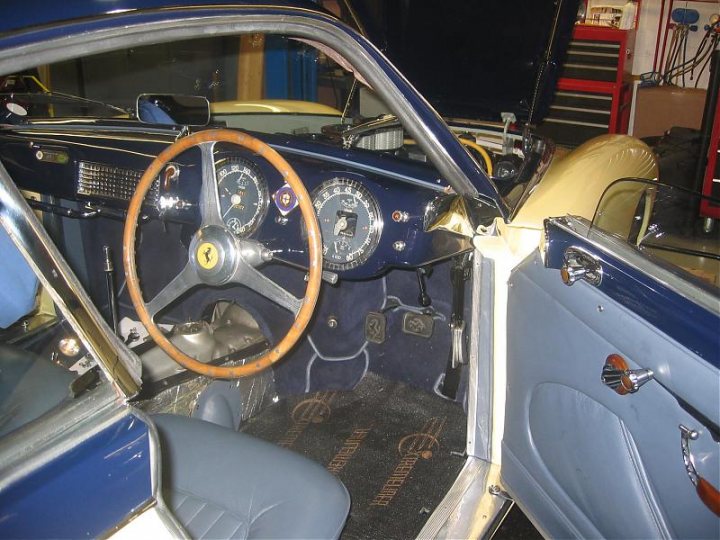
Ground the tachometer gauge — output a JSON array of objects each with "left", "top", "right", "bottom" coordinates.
[
  {"left": 216, "top": 157, "right": 268, "bottom": 237},
  {"left": 312, "top": 178, "right": 382, "bottom": 271}
]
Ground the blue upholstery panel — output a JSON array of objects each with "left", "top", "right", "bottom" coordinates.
[
  {"left": 530, "top": 383, "right": 665, "bottom": 539},
  {"left": 502, "top": 250, "right": 719, "bottom": 539},
  {"left": 0, "top": 414, "right": 152, "bottom": 538},
  {"left": 153, "top": 414, "right": 350, "bottom": 539},
  {"left": 0, "top": 344, "right": 75, "bottom": 437},
  {"left": 0, "top": 227, "right": 38, "bottom": 328}
]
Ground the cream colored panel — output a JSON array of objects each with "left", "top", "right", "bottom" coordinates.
[{"left": 513, "top": 134, "right": 658, "bottom": 230}]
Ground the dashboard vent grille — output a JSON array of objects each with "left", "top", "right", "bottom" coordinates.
[{"left": 77, "top": 161, "right": 157, "bottom": 203}]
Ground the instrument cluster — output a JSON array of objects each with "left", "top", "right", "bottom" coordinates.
[
  {"left": 311, "top": 178, "right": 382, "bottom": 271},
  {"left": 215, "top": 155, "right": 385, "bottom": 272},
  {"left": 216, "top": 157, "right": 269, "bottom": 237},
  {"left": 203, "top": 145, "right": 468, "bottom": 279}
]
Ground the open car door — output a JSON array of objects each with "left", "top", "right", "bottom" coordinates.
[{"left": 502, "top": 179, "right": 720, "bottom": 538}]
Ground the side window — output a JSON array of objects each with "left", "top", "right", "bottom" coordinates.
[
  {"left": 0, "top": 223, "right": 102, "bottom": 438},
  {"left": 593, "top": 179, "right": 720, "bottom": 291}
]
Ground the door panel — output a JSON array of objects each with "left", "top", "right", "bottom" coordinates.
[
  {"left": 502, "top": 217, "right": 719, "bottom": 539},
  {"left": 0, "top": 411, "right": 153, "bottom": 537}
]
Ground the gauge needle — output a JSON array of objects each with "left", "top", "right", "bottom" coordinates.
[{"left": 334, "top": 216, "right": 347, "bottom": 236}]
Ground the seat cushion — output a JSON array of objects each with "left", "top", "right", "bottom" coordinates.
[
  {"left": 0, "top": 344, "right": 74, "bottom": 437},
  {"left": 152, "top": 414, "right": 350, "bottom": 540}
]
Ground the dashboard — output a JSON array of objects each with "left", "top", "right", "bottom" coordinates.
[{"left": 0, "top": 123, "right": 470, "bottom": 280}]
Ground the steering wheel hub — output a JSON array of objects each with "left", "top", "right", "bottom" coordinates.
[{"left": 190, "top": 226, "right": 237, "bottom": 285}]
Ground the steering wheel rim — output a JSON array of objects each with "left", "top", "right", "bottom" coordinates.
[{"left": 122, "top": 128, "right": 322, "bottom": 378}]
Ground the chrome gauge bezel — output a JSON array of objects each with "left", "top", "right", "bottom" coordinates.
[
  {"left": 215, "top": 156, "right": 269, "bottom": 237},
  {"left": 312, "top": 177, "right": 383, "bottom": 271}
]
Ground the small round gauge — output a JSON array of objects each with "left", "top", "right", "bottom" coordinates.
[
  {"left": 216, "top": 157, "right": 268, "bottom": 237},
  {"left": 312, "top": 177, "right": 382, "bottom": 271}
]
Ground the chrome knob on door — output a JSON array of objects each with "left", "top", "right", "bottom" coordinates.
[
  {"left": 601, "top": 354, "right": 654, "bottom": 395},
  {"left": 679, "top": 424, "right": 720, "bottom": 516},
  {"left": 560, "top": 247, "right": 602, "bottom": 286}
]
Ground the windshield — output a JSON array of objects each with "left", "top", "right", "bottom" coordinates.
[
  {"left": 0, "top": 91, "right": 127, "bottom": 120},
  {"left": 1, "top": 36, "right": 361, "bottom": 129},
  {"left": 593, "top": 178, "right": 720, "bottom": 295}
]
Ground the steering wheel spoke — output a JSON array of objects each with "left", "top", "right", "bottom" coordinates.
[
  {"left": 146, "top": 261, "right": 200, "bottom": 320},
  {"left": 233, "top": 261, "right": 303, "bottom": 316},
  {"left": 198, "top": 141, "right": 223, "bottom": 227}
]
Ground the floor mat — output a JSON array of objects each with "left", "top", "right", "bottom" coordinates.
[{"left": 240, "top": 372, "right": 467, "bottom": 540}]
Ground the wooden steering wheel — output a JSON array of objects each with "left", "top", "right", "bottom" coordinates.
[{"left": 122, "top": 129, "right": 322, "bottom": 378}]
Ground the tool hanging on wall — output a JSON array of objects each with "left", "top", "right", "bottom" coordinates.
[{"left": 659, "top": 10, "right": 720, "bottom": 87}]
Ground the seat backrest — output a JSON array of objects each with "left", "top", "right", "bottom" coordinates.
[
  {"left": 0, "top": 226, "right": 38, "bottom": 329},
  {"left": 0, "top": 344, "right": 75, "bottom": 437}
]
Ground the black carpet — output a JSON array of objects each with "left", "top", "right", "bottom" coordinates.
[{"left": 240, "top": 373, "right": 467, "bottom": 540}]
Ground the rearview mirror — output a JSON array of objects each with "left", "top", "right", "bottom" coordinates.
[{"left": 136, "top": 94, "right": 210, "bottom": 126}]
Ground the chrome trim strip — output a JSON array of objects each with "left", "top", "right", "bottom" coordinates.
[
  {"left": 0, "top": 387, "right": 123, "bottom": 492},
  {"left": 571, "top": 41, "right": 621, "bottom": 50},
  {"left": 416, "top": 458, "right": 497, "bottom": 539},
  {"left": 550, "top": 216, "right": 720, "bottom": 314},
  {"left": 131, "top": 409, "right": 190, "bottom": 539},
  {"left": 545, "top": 117, "right": 609, "bottom": 128},
  {"left": 564, "top": 63, "right": 618, "bottom": 71},
  {"left": 272, "top": 144, "right": 447, "bottom": 192},
  {"left": 567, "top": 49, "right": 618, "bottom": 58},
  {"left": 556, "top": 91, "right": 612, "bottom": 100},
  {"left": 467, "top": 252, "right": 493, "bottom": 460},
  {"left": 5, "top": 125, "right": 176, "bottom": 143},
  {"left": 550, "top": 105, "right": 611, "bottom": 115}
]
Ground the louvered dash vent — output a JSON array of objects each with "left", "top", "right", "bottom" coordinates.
[{"left": 77, "top": 161, "right": 158, "bottom": 203}]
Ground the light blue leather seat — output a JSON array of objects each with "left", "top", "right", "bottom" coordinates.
[
  {"left": 0, "top": 226, "right": 38, "bottom": 329},
  {"left": 0, "top": 344, "right": 75, "bottom": 437},
  {"left": 153, "top": 414, "right": 350, "bottom": 539}
]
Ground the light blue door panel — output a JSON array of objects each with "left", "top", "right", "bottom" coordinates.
[{"left": 502, "top": 220, "right": 719, "bottom": 539}]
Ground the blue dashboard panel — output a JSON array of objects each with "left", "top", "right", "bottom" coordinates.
[
  {"left": 544, "top": 219, "right": 720, "bottom": 369},
  {"left": 240, "top": 138, "right": 466, "bottom": 279},
  {"left": 0, "top": 126, "right": 470, "bottom": 280},
  {"left": 0, "top": 413, "right": 153, "bottom": 538}
]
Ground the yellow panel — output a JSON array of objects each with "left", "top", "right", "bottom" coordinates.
[
  {"left": 211, "top": 100, "right": 341, "bottom": 115},
  {"left": 236, "top": 34, "right": 265, "bottom": 101},
  {"left": 512, "top": 134, "right": 658, "bottom": 230}
]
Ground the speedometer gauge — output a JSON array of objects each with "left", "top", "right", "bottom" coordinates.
[
  {"left": 216, "top": 157, "right": 268, "bottom": 237},
  {"left": 312, "top": 178, "right": 382, "bottom": 271}
]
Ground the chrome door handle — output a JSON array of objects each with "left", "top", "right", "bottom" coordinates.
[
  {"left": 601, "top": 354, "right": 654, "bottom": 395},
  {"left": 560, "top": 246, "right": 603, "bottom": 286},
  {"left": 680, "top": 425, "right": 720, "bottom": 516}
]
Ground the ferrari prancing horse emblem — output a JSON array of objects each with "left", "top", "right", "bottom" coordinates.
[{"left": 196, "top": 242, "right": 219, "bottom": 270}]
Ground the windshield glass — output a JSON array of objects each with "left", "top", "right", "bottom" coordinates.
[
  {"left": 2, "top": 36, "right": 363, "bottom": 130},
  {"left": 593, "top": 178, "right": 720, "bottom": 294}
]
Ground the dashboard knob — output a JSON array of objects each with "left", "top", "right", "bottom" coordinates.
[{"left": 391, "top": 210, "right": 409, "bottom": 223}]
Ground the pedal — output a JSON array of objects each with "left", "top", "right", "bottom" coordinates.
[
  {"left": 365, "top": 312, "right": 387, "bottom": 344},
  {"left": 402, "top": 312, "right": 434, "bottom": 338}
]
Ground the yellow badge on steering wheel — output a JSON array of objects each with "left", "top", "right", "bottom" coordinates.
[{"left": 197, "top": 242, "right": 219, "bottom": 270}]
